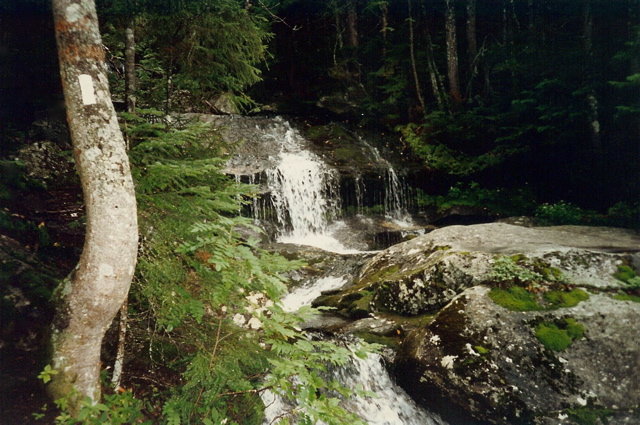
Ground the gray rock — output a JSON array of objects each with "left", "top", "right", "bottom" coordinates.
[
  {"left": 362, "top": 223, "right": 640, "bottom": 424},
  {"left": 337, "top": 223, "right": 640, "bottom": 317},
  {"left": 395, "top": 286, "right": 640, "bottom": 425}
]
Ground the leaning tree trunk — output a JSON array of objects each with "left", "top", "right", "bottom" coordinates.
[
  {"left": 582, "top": 0, "right": 602, "bottom": 155},
  {"left": 49, "top": 0, "right": 138, "bottom": 412},
  {"left": 407, "top": 0, "right": 426, "bottom": 114}
]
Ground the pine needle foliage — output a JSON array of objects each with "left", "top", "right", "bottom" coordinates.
[{"left": 122, "top": 112, "right": 375, "bottom": 424}]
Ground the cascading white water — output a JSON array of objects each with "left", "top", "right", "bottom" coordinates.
[
  {"left": 262, "top": 123, "right": 361, "bottom": 253},
  {"left": 280, "top": 276, "right": 347, "bottom": 313},
  {"left": 330, "top": 353, "right": 447, "bottom": 425},
  {"left": 221, "top": 116, "right": 446, "bottom": 424},
  {"left": 359, "top": 139, "right": 413, "bottom": 224},
  {"left": 267, "top": 150, "right": 340, "bottom": 238},
  {"left": 262, "top": 279, "right": 447, "bottom": 425}
]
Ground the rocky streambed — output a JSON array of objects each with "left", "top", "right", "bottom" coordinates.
[{"left": 285, "top": 223, "right": 640, "bottom": 425}]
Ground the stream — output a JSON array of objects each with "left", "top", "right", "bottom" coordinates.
[{"left": 219, "top": 115, "right": 446, "bottom": 424}]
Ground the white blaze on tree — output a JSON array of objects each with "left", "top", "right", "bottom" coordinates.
[{"left": 49, "top": 0, "right": 138, "bottom": 412}]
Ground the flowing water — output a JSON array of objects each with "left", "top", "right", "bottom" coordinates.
[
  {"left": 263, "top": 279, "right": 447, "bottom": 425},
  {"left": 221, "top": 115, "right": 443, "bottom": 424}
]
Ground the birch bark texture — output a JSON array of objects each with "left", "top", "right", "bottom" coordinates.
[{"left": 49, "top": 0, "right": 138, "bottom": 409}]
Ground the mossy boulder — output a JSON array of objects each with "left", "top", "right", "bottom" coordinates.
[
  {"left": 395, "top": 286, "right": 640, "bottom": 424},
  {"left": 306, "top": 223, "right": 640, "bottom": 423},
  {"left": 315, "top": 223, "right": 640, "bottom": 319}
]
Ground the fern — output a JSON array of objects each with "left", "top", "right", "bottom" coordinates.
[{"left": 122, "top": 114, "right": 374, "bottom": 425}]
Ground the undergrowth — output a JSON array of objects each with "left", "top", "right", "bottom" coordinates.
[
  {"left": 37, "top": 112, "right": 376, "bottom": 424},
  {"left": 487, "top": 256, "right": 589, "bottom": 311},
  {"left": 124, "top": 113, "right": 373, "bottom": 424}
]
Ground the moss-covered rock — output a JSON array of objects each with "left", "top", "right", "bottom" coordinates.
[
  {"left": 314, "top": 223, "right": 640, "bottom": 321},
  {"left": 395, "top": 286, "right": 640, "bottom": 424}
]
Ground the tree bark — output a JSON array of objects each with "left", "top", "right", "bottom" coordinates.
[
  {"left": 346, "top": 0, "right": 358, "bottom": 49},
  {"left": 466, "top": 0, "right": 478, "bottom": 96},
  {"left": 466, "top": 0, "right": 478, "bottom": 68},
  {"left": 421, "top": 2, "right": 448, "bottom": 110},
  {"left": 380, "top": 1, "right": 389, "bottom": 59},
  {"left": 124, "top": 18, "right": 136, "bottom": 113},
  {"left": 445, "top": 0, "right": 462, "bottom": 105},
  {"left": 407, "top": 0, "right": 426, "bottom": 114},
  {"left": 50, "top": 0, "right": 138, "bottom": 412},
  {"left": 582, "top": 0, "right": 602, "bottom": 154}
]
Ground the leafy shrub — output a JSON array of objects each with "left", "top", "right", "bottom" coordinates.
[
  {"left": 606, "top": 202, "right": 640, "bottom": 228},
  {"left": 416, "top": 182, "right": 536, "bottom": 218},
  {"left": 488, "top": 256, "right": 544, "bottom": 287},
  {"left": 119, "top": 114, "right": 374, "bottom": 424},
  {"left": 534, "top": 201, "right": 601, "bottom": 225}
]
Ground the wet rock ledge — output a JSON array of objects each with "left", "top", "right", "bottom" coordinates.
[{"left": 312, "top": 223, "right": 640, "bottom": 425}]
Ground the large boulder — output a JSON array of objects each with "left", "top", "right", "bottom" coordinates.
[
  {"left": 395, "top": 286, "right": 640, "bottom": 425},
  {"left": 314, "top": 224, "right": 639, "bottom": 318},
  {"left": 368, "top": 223, "right": 640, "bottom": 424}
]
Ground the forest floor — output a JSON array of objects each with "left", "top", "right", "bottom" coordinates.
[
  {"left": 1, "top": 185, "right": 82, "bottom": 424},
  {"left": 1, "top": 182, "right": 182, "bottom": 424}
]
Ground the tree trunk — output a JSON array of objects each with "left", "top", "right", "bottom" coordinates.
[
  {"left": 445, "top": 0, "right": 462, "bottom": 105},
  {"left": 582, "top": 0, "right": 602, "bottom": 154},
  {"left": 466, "top": 0, "right": 478, "bottom": 96},
  {"left": 124, "top": 18, "right": 136, "bottom": 113},
  {"left": 50, "top": 0, "right": 138, "bottom": 412},
  {"left": 380, "top": 2, "right": 389, "bottom": 59},
  {"left": 407, "top": 0, "right": 426, "bottom": 114},
  {"left": 346, "top": 0, "right": 358, "bottom": 49},
  {"left": 421, "top": 2, "right": 448, "bottom": 110}
]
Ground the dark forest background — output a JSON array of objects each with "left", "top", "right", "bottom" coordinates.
[
  {"left": 1, "top": 0, "right": 639, "bottom": 216},
  {"left": 1, "top": 1, "right": 639, "bottom": 423}
]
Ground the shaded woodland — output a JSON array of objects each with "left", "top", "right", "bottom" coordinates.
[{"left": 0, "top": 1, "right": 639, "bottom": 424}]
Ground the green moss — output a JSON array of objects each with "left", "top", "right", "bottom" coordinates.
[
  {"left": 489, "top": 286, "right": 542, "bottom": 311},
  {"left": 564, "top": 318, "right": 585, "bottom": 340},
  {"left": 348, "top": 292, "right": 373, "bottom": 318},
  {"left": 614, "top": 293, "right": 640, "bottom": 303},
  {"left": 535, "top": 319, "right": 585, "bottom": 352},
  {"left": 474, "top": 345, "right": 490, "bottom": 355},
  {"left": 566, "top": 407, "right": 613, "bottom": 425},
  {"left": 539, "top": 266, "right": 565, "bottom": 281},
  {"left": 353, "top": 332, "right": 400, "bottom": 350},
  {"left": 362, "top": 264, "right": 399, "bottom": 286},
  {"left": 334, "top": 147, "right": 361, "bottom": 162},
  {"left": 614, "top": 264, "right": 637, "bottom": 283},
  {"left": 536, "top": 324, "right": 573, "bottom": 351},
  {"left": 544, "top": 289, "right": 589, "bottom": 309}
]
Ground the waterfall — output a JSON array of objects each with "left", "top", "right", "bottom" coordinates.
[
  {"left": 359, "top": 139, "right": 413, "bottom": 224},
  {"left": 218, "top": 115, "right": 446, "bottom": 424},
  {"left": 262, "top": 349, "right": 446, "bottom": 425},
  {"left": 261, "top": 276, "right": 447, "bottom": 425}
]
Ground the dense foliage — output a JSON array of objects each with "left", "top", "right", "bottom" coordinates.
[
  {"left": 0, "top": 1, "right": 639, "bottom": 421},
  {"left": 258, "top": 0, "right": 639, "bottom": 212},
  {"left": 102, "top": 114, "right": 375, "bottom": 424}
]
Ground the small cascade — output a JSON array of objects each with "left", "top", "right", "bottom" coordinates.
[
  {"left": 359, "top": 139, "right": 413, "bottom": 224},
  {"left": 280, "top": 276, "right": 346, "bottom": 313},
  {"left": 267, "top": 149, "right": 341, "bottom": 239},
  {"left": 219, "top": 115, "right": 446, "bottom": 424},
  {"left": 262, "top": 343, "right": 446, "bottom": 425},
  {"left": 353, "top": 174, "right": 367, "bottom": 216},
  {"left": 330, "top": 353, "right": 446, "bottom": 425},
  {"left": 261, "top": 274, "right": 448, "bottom": 425}
]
